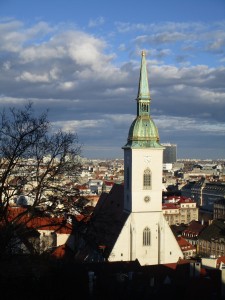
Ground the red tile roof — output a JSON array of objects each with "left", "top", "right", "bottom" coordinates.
[
  {"left": 162, "top": 203, "right": 179, "bottom": 209},
  {"left": 178, "top": 198, "right": 195, "bottom": 204},
  {"left": 183, "top": 220, "right": 206, "bottom": 236},
  {"left": 51, "top": 244, "right": 74, "bottom": 259},
  {"left": 3, "top": 206, "right": 72, "bottom": 233},
  {"left": 176, "top": 236, "right": 196, "bottom": 251},
  {"left": 216, "top": 256, "right": 225, "bottom": 268},
  {"left": 104, "top": 180, "right": 114, "bottom": 186}
]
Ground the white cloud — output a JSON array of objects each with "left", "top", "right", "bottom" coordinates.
[
  {"left": 16, "top": 71, "right": 50, "bottom": 82},
  {"left": 156, "top": 115, "right": 225, "bottom": 135},
  {"left": 88, "top": 17, "right": 105, "bottom": 28},
  {"left": 20, "top": 45, "right": 66, "bottom": 62},
  {"left": 58, "top": 81, "right": 76, "bottom": 90},
  {"left": 53, "top": 119, "right": 105, "bottom": 132},
  {"left": 2, "top": 61, "right": 11, "bottom": 70}
]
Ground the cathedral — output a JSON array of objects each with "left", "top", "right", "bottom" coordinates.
[{"left": 75, "top": 51, "right": 183, "bottom": 265}]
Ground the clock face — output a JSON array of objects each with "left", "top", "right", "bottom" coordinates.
[
  {"left": 144, "top": 155, "right": 151, "bottom": 163},
  {"left": 144, "top": 196, "right": 150, "bottom": 202}
]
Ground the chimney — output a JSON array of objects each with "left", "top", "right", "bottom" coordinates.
[{"left": 190, "top": 262, "right": 201, "bottom": 278}]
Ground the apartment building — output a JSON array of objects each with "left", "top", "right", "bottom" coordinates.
[
  {"left": 181, "top": 178, "right": 225, "bottom": 211},
  {"left": 176, "top": 236, "right": 196, "bottom": 259},
  {"left": 198, "top": 219, "right": 225, "bottom": 258},
  {"left": 163, "top": 197, "right": 199, "bottom": 225},
  {"left": 213, "top": 198, "right": 225, "bottom": 220}
]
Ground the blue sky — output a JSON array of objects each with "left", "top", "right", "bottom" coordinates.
[{"left": 0, "top": 0, "right": 225, "bottom": 160}]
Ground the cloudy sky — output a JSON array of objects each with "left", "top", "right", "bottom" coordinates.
[{"left": 0, "top": 0, "right": 225, "bottom": 160}]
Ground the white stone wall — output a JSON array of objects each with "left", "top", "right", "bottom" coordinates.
[
  {"left": 124, "top": 148, "right": 164, "bottom": 213},
  {"left": 108, "top": 212, "right": 183, "bottom": 266}
]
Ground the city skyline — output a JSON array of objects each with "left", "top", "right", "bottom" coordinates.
[{"left": 0, "top": 0, "right": 224, "bottom": 159}]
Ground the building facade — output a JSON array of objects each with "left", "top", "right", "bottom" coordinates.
[
  {"left": 213, "top": 198, "right": 225, "bottom": 220},
  {"left": 162, "top": 197, "right": 199, "bottom": 225},
  {"left": 198, "top": 219, "right": 225, "bottom": 258},
  {"left": 162, "top": 143, "right": 177, "bottom": 164},
  {"left": 181, "top": 178, "right": 225, "bottom": 212}
]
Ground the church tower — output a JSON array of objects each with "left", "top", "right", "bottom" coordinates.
[
  {"left": 123, "top": 50, "right": 164, "bottom": 213},
  {"left": 106, "top": 51, "right": 183, "bottom": 265}
]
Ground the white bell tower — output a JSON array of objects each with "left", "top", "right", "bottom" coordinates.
[{"left": 107, "top": 51, "right": 183, "bottom": 265}]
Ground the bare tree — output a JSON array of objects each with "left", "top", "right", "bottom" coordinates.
[{"left": 0, "top": 102, "right": 82, "bottom": 258}]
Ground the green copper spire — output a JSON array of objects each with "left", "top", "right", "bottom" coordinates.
[
  {"left": 136, "top": 50, "right": 151, "bottom": 117},
  {"left": 137, "top": 50, "right": 150, "bottom": 102},
  {"left": 123, "top": 51, "right": 163, "bottom": 149}
]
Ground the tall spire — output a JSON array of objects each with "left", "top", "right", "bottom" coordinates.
[
  {"left": 137, "top": 50, "right": 151, "bottom": 102},
  {"left": 136, "top": 51, "right": 151, "bottom": 117}
]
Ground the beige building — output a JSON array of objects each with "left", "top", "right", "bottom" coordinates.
[
  {"left": 163, "top": 197, "right": 199, "bottom": 225},
  {"left": 198, "top": 220, "right": 225, "bottom": 258}
]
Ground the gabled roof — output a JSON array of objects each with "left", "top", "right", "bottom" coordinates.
[
  {"left": 183, "top": 220, "right": 206, "bottom": 235},
  {"left": 78, "top": 183, "right": 129, "bottom": 259},
  {"left": 176, "top": 236, "right": 196, "bottom": 251},
  {"left": 198, "top": 219, "right": 225, "bottom": 241},
  {"left": 170, "top": 223, "right": 188, "bottom": 237}
]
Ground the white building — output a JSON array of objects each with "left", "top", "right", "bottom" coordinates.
[{"left": 107, "top": 51, "right": 183, "bottom": 265}]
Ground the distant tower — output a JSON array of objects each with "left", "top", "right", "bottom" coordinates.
[
  {"left": 107, "top": 51, "right": 183, "bottom": 265},
  {"left": 162, "top": 143, "right": 177, "bottom": 163}
]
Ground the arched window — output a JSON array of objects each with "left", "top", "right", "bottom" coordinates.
[
  {"left": 143, "top": 227, "right": 151, "bottom": 246},
  {"left": 143, "top": 168, "right": 151, "bottom": 190}
]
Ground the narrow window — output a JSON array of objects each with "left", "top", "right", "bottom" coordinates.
[
  {"left": 143, "top": 168, "right": 151, "bottom": 190},
  {"left": 143, "top": 227, "right": 151, "bottom": 246}
]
